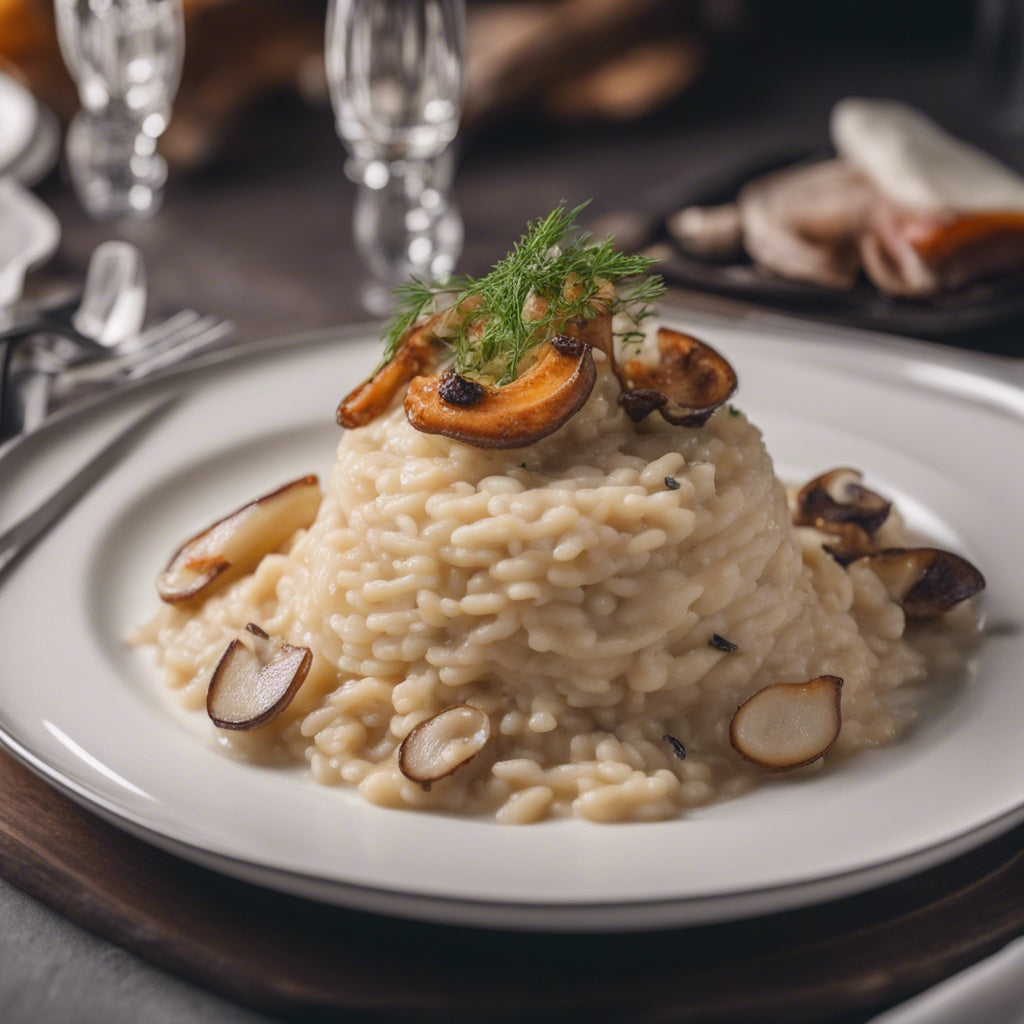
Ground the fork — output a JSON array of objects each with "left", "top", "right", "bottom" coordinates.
[
  {"left": 3, "top": 310, "right": 233, "bottom": 437},
  {"left": 48, "top": 310, "right": 234, "bottom": 401}
]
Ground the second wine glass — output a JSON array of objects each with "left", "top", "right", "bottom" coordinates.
[
  {"left": 55, "top": 0, "right": 184, "bottom": 219},
  {"left": 326, "top": 0, "right": 466, "bottom": 312}
]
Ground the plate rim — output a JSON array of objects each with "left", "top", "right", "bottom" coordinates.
[{"left": 1, "top": 313, "right": 1022, "bottom": 931}]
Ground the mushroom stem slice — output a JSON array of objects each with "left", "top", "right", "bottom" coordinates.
[
  {"left": 157, "top": 475, "right": 321, "bottom": 605},
  {"left": 856, "top": 547, "right": 986, "bottom": 617},
  {"left": 617, "top": 327, "right": 738, "bottom": 426},
  {"left": 336, "top": 313, "right": 444, "bottom": 429},
  {"left": 730, "top": 676, "right": 843, "bottom": 772},
  {"left": 404, "top": 335, "right": 597, "bottom": 449},
  {"left": 794, "top": 468, "right": 892, "bottom": 538},
  {"left": 398, "top": 704, "right": 492, "bottom": 784},
  {"left": 207, "top": 623, "right": 312, "bottom": 731}
]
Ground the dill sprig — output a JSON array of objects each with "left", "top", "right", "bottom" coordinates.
[
  {"left": 379, "top": 203, "right": 665, "bottom": 383},
  {"left": 380, "top": 276, "right": 469, "bottom": 363}
]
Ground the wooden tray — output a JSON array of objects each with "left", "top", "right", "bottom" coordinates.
[{"left": 2, "top": 748, "right": 1024, "bottom": 1023}]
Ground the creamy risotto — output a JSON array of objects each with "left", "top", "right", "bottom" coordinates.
[{"left": 135, "top": 208, "right": 983, "bottom": 823}]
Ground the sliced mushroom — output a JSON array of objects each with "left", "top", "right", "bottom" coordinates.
[
  {"left": 794, "top": 468, "right": 892, "bottom": 561},
  {"left": 616, "top": 327, "right": 737, "bottom": 426},
  {"left": 404, "top": 334, "right": 596, "bottom": 448},
  {"left": 519, "top": 276, "right": 616, "bottom": 359},
  {"left": 730, "top": 675, "right": 843, "bottom": 772},
  {"left": 207, "top": 623, "right": 312, "bottom": 730},
  {"left": 398, "top": 704, "right": 492, "bottom": 784},
  {"left": 336, "top": 297, "right": 481, "bottom": 429},
  {"left": 559, "top": 276, "right": 615, "bottom": 358},
  {"left": 337, "top": 313, "right": 446, "bottom": 429},
  {"left": 854, "top": 547, "right": 985, "bottom": 617},
  {"left": 157, "top": 475, "right": 321, "bottom": 604}
]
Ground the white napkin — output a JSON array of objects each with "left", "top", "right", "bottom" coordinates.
[
  {"left": 0, "top": 176, "right": 60, "bottom": 310},
  {"left": 870, "top": 935, "right": 1024, "bottom": 1024},
  {"left": 0, "top": 72, "right": 37, "bottom": 174}
]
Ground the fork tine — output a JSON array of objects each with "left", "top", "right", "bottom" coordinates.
[
  {"left": 45, "top": 315, "right": 234, "bottom": 414},
  {"left": 123, "top": 319, "right": 235, "bottom": 378},
  {"left": 54, "top": 314, "right": 222, "bottom": 389},
  {"left": 134, "top": 309, "right": 201, "bottom": 347}
]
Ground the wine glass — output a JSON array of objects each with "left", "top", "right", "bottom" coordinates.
[
  {"left": 55, "top": 0, "right": 185, "bottom": 219},
  {"left": 325, "top": 0, "right": 466, "bottom": 313}
]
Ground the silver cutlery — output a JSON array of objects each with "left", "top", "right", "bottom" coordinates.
[
  {"left": 0, "top": 311, "right": 234, "bottom": 460},
  {"left": 1, "top": 241, "right": 147, "bottom": 437},
  {"left": 0, "top": 397, "right": 177, "bottom": 584},
  {"left": 0, "top": 242, "right": 144, "bottom": 354},
  {"left": 2, "top": 288, "right": 233, "bottom": 441},
  {"left": 43, "top": 310, "right": 234, "bottom": 413},
  {"left": 70, "top": 240, "right": 147, "bottom": 347}
]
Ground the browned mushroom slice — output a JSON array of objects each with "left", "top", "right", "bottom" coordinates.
[
  {"left": 404, "top": 335, "right": 596, "bottom": 449},
  {"left": 794, "top": 467, "right": 892, "bottom": 537},
  {"left": 398, "top": 704, "right": 492, "bottom": 784},
  {"left": 616, "top": 327, "right": 737, "bottom": 426},
  {"left": 207, "top": 624, "right": 312, "bottom": 730},
  {"left": 855, "top": 547, "right": 985, "bottom": 617},
  {"left": 336, "top": 296, "right": 481, "bottom": 429},
  {"left": 730, "top": 676, "right": 843, "bottom": 772},
  {"left": 820, "top": 527, "right": 877, "bottom": 566},
  {"left": 561, "top": 306, "right": 614, "bottom": 359},
  {"left": 559, "top": 276, "right": 615, "bottom": 358},
  {"left": 337, "top": 314, "right": 445, "bottom": 429},
  {"left": 157, "top": 475, "right": 321, "bottom": 604},
  {"left": 520, "top": 277, "right": 615, "bottom": 359}
]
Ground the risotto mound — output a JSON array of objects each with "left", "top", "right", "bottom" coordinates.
[
  {"left": 136, "top": 207, "right": 982, "bottom": 823},
  {"left": 138, "top": 361, "right": 947, "bottom": 823}
]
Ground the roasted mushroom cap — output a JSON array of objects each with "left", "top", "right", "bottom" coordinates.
[
  {"left": 617, "top": 327, "right": 738, "bottom": 426},
  {"left": 157, "top": 475, "right": 321, "bottom": 604},
  {"left": 855, "top": 547, "right": 985, "bottom": 617},
  {"left": 730, "top": 676, "right": 844, "bottom": 772},
  {"left": 404, "top": 334, "right": 597, "bottom": 449},
  {"left": 207, "top": 623, "right": 312, "bottom": 730},
  {"left": 794, "top": 468, "right": 892, "bottom": 536},
  {"left": 398, "top": 704, "right": 492, "bottom": 784}
]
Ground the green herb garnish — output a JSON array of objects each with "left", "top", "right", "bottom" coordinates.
[{"left": 380, "top": 203, "right": 664, "bottom": 384}]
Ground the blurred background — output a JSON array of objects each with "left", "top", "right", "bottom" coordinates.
[{"left": 1, "top": 0, "right": 1018, "bottom": 349}]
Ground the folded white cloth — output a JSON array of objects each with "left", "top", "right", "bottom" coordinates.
[
  {"left": 0, "top": 177, "right": 60, "bottom": 310},
  {"left": 870, "top": 935, "right": 1024, "bottom": 1024}
]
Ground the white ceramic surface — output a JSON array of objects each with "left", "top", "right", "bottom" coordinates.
[
  {"left": 0, "top": 177, "right": 61, "bottom": 307},
  {"left": 0, "top": 72, "right": 37, "bottom": 174},
  {"left": 0, "top": 315, "right": 1022, "bottom": 931}
]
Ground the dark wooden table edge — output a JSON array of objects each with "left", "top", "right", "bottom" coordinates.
[{"left": 3, "top": 748, "right": 1024, "bottom": 1024}]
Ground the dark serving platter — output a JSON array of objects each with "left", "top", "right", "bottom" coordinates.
[{"left": 631, "top": 150, "right": 1024, "bottom": 343}]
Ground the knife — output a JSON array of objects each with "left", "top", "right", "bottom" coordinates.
[{"left": 0, "top": 397, "right": 177, "bottom": 584}]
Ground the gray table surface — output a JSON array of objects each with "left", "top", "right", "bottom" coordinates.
[{"left": 3, "top": 22, "right": 1022, "bottom": 1023}]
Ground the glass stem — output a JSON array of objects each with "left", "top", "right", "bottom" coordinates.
[
  {"left": 66, "top": 107, "right": 169, "bottom": 219},
  {"left": 350, "top": 149, "right": 463, "bottom": 297}
]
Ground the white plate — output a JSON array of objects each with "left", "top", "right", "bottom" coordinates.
[
  {"left": 1, "top": 315, "right": 1023, "bottom": 932},
  {"left": 0, "top": 72, "right": 38, "bottom": 176}
]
